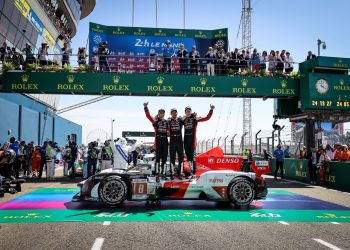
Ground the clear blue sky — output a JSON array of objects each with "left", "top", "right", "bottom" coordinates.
[{"left": 59, "top": 0, "right": 350, "bottom": 144}]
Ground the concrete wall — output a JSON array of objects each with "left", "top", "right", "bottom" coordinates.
[{"left": 0, "top": 93, "right": 82, "bottom": 146}]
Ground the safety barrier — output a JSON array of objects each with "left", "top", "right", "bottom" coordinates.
[{"left": 269, "top": 158, "right": 350, "bottom": 192}]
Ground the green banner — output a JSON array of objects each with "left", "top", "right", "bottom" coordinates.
[
  {"left": 0, "top": 72, "right": 299, "bottom": 97},
  {"left": 270, "top": 158, "right": 350, "bottom": 191},
  {"left": 89, "top": 22, "right": 227, "bottom": 38},
  {"left": 122, "top": 131, "right": 154, "bottom": 137}
]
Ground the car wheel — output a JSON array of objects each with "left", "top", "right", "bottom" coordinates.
[
  {"left": 98, "top": 176, "right": 128, "bottom": 206},
  {"left": 228, "top": 177, "right": 255, "bottom": 207}
]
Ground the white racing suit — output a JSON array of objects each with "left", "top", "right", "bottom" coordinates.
[{"left": 45, "top": 146, "right": 56, "bottom": 178}]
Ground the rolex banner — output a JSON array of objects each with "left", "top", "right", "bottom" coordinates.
[
  {"left": 1, "top": 72, "right": 300, "bottom": 99},
  {"left": 89, "top": 23, "right": 228, "bottom": 73}
]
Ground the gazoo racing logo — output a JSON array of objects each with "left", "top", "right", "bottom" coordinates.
[{"left": 209, "top": 177, "right": 224, "bottom": 184}]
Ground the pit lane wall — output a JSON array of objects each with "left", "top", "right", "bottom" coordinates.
[{"left": 269, "top": 158, "right": 350, "bottom": 192}]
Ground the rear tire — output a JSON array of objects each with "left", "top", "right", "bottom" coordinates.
[
  {"left": 228, "top": 177, "right": 255, "bottom": 207},
  {"left": 98, "top": 176, "right": 128, "bottom": 206}
]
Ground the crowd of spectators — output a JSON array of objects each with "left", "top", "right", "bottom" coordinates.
[
  {"left": 0, "top": 136, "right": 79, "bottom": 181},
  {"left": 38, "top": 0, "right": 71, "bottom": 43}
]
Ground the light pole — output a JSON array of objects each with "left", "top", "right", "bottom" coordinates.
[
  {"left": 317, "top": 39, "right": 326, "bottom": 56},
  {"left": 111, "top": 118, "right": 115, "bottom": 140}
]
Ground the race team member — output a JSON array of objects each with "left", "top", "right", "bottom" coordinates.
[
  {"left": 183, "top": 104, "right": 215, "bottom": 177},
  {"left": 144, "top": 102, "right": 169, "bottom": 181},
  {"left": 168, "top": 108, "right": 184, "bottom": 179},
  {"left": 100, "top": 140, "right": 114, "bottom": 170}
]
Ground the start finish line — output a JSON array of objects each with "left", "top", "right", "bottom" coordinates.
[{"left": 0, "top": 188, "right": 350, "bottom": 223}]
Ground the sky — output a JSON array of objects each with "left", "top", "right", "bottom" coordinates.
[{"left": 58, "top": 0, "right": 350, "bottom": 144}]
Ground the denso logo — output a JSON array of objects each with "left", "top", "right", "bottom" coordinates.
[
  {"left": 209, "top": 177, "right": 224, "bottom": 183},
  {"left": 216, "top": 158, "right": 240, "bottom": 164},
  {"left": 255, "top": 161, "right": 269, "bottom": 166}
]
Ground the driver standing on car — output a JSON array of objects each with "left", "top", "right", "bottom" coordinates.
[
  {"left": 144, "top": 102, "right": 169, "bottom": 182},
  {"left": 183, "top": 104, "right": 215, "bottom": 178},
  {"left": 168, "top": 108, "right": 184, "bottom": 180}
]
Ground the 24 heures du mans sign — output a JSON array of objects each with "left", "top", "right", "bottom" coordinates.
[{"left": 1, "top": 72, "right": 299, "bottom": 97}]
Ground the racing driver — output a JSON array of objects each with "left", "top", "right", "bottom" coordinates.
[
  {"left": 144, "top": 102, "right": 169, "bottom": 182},
  {"left": 183, "top": 104, "right": 215, "bottom": 177},
  {"left": 168, "top": 108, "right": 184, "bottom": 180}
]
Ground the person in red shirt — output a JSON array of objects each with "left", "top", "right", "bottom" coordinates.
[
  {"left": 144, "top": 102, "right": 169, "bottom": 181},
  {"left": 182, "top": 104, "right": 215, "bottom": 177}
]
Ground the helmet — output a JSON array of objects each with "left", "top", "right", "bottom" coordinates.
[{"left": 3, "top": 149, "right": 16, "bottom": 164}]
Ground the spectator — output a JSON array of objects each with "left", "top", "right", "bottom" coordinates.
[
  {"left": 268, "top": 50, "right": 276, "bottom": 73},
  {"left": 177, "top": 43, "right": 188, "bottom": 74},
  {"left": 259, "top": 50, "right": 268, "bottom": 72},
  {"left": 273, "top": 144, "right": 284, "bottom": 180},
  {"left": 61, "top": 42, "right": 71, "bottom": 66},
  {"left": 239, "top": 49, "right": 249, "bottom": 72},
  {"left": 189, "top": 45, "right": 200, "bottom": 75},
  {"left": 307, "top": 147, "right": 318, "bottom": 185},
  {"left": 284, "top": 51, "right": 294, "bottom": 73},
  {"left": 38, "top": 141, "right": 48, "bottom": 179},
  {"left": 162, "top": 40, "right": 174, "bottom": 73},
  {"left": 0, "top": 42, "right": 9, "bottom": 62},
  {"left": 333, "top": 144, "right": 342, "bottom": 161},
  {"left": 22, "top": 43, "right": 36, "bottom": 66},
  {"left": 275, "top": 50, "right": 284, "bottom": 72},
  {"left": 306, "top": 51, "right": 316, "bottom": 60},
  {"left": 340, "top": 145, "right": 349, "bottom": 161},
  {"left": 31, "top": 146, "right": 41, "bottom": 178},
  {"left": 284, "top": 145, "right": 291, "bottom": 158},
  {"left": 204, "top": 47, "right": 216, "bottom": 76},
  {"left": 45, "top": 141, "right": 57, "bottom": 180},
  {"left": 317, "top": 148, "right": 330, "bottom": 185},
  {"left": 38, "top": 43, "right": 48, "bottom": 66},
  {"left": 77, "top": 47, "right": 87, "bottom": 66},
  {"left": 212, "top": 43, "right": 220, "bottom": 74},
  {"left": 11, "top": 47, "right": 24, "bottom": 69},
  {"left": 217, "top": 48, "right": 227, "bottom": 76},
  {"left": 251, "top": 48, "right": 260, "bottom": 75},
  {"left": 263, "top": 148, "right": 272, "bottom": 160},
  {"left": 300, "top": 146, "right": 307, "bottom": 159},
  {"left": 325, "top": 144, "right": 335, "bottom": 160},
  {"left": 230, "top": 48, "right": 240, "bottom": 74},
  {"left": 98, "top": 42, "right": 110, "bottom": 72}
]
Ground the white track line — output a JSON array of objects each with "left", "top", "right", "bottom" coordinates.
[
  {"left": 91, "top": 238, "right": 105, "bottom": 250},
  {"left": 330, "top": 222, "right": 341, "bottom": 225},
  {"left": 278, "top": 221, "right": 289, "bottom": 225},
  {"left": 313, "top": 239, "right": 343, "bottom": 250},
  {"left": 103, "top": 221, "right": 111, "bottom": 226}
]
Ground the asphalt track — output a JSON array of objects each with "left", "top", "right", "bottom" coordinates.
[{"left": 0, "top": 176, "right": 350, "bottom": 250}]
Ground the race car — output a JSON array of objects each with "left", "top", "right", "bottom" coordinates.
[{"left": 72, "top": 147, "right": 269, "bottom": 207}]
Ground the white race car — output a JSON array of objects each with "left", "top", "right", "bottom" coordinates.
[{"left": 72, "top": 147, "right": 269, "bottom": 207}]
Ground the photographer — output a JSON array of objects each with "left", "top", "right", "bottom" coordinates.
[
  {"left": 98, "top": 42, "right": 110, "bottom": 72},
  {"left": 77, "top": 47, "right": 87, "bottom": 66},
  {"left": 67, "top": 136, "right": 78, "bottom": 179}
]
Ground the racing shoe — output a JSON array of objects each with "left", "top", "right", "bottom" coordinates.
[{"left": 161, "top": 174, "right": 168, "bottom": 181}]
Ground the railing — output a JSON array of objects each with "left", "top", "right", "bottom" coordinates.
[{"left": 3, "top": 53, "right": 300, "bottom": 77}]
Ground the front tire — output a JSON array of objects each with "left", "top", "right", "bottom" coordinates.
[
  {"left": 228, "top": 177, "right": 255, "bottom": 207},
  {"left": 98, "top": 176, "right": 128, "bottom": 206}
]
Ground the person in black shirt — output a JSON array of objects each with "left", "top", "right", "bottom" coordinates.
[
  {"left": 144, "top": 102, "right": 169, "bottom": 181},
  {"left": 183, "top": 105, "right": 215, "bottom": 177},
  {"left": 168, "top": 108, "right": 184, "bottom": 179}
]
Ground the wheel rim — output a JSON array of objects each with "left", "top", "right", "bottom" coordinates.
[
  {"left": 230, "top": 182, "right": 253, "bottom": 204},
  {"left": 102, "top": 179, "right": 125, "bottom": 203}
]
